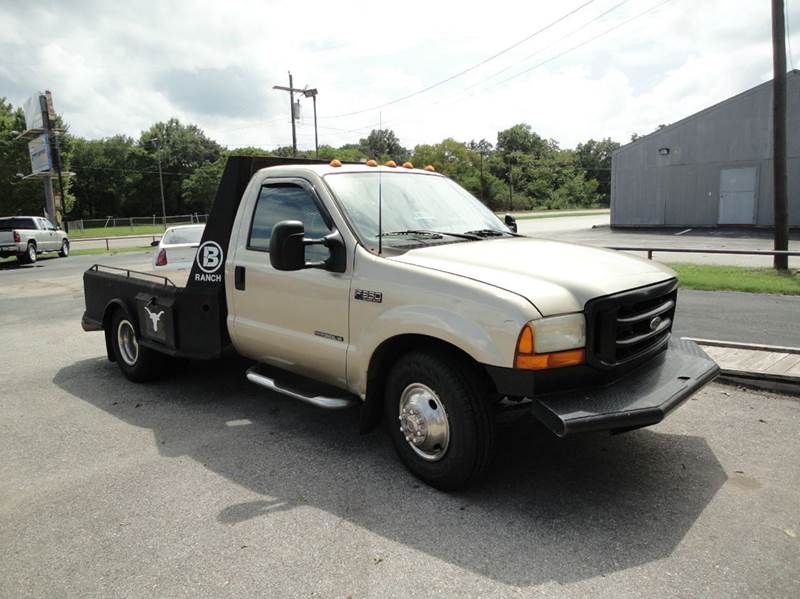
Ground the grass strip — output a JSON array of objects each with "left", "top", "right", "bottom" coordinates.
[{"left": 669, "top": 263, "right": 800, "bottom": 295}]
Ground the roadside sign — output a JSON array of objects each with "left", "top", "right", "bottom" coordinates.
[
  {"left": 28, "top": 134, "right": 52, "bottom": 174},
  {"left": 23, "top": 93, "right": 45, "bottom": 130}
]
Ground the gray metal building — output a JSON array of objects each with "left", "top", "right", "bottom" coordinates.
[{"left": 611, "top": 71, "right": 800, "bottom": 227}]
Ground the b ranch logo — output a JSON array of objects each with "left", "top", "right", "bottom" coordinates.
[{"left": 194, "top": 241, "right": 224, "bottom": 283}]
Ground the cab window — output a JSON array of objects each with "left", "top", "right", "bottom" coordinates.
[{"left": 248, "top": 183, "right": 332, "bottom": 261}]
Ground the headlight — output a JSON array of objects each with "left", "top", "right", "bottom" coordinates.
[{"left": 514, "top": 314, "right": 586, "bottom": 370}]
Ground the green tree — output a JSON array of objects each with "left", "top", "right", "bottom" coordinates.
[
  {"left": 575, "top": 138, "right": 620, "bottom": 204},
  {"left": 359, "top": 129, "right": 407, "bottom": 162},
  {"left": 69, "top": 135, "right": 148, "bottom": 218},
  {"left": 411, "top": 138, "right": 505, "bottom": 209},
  {"left": 182, "top": 157, "right": 225, "bottom": 212},
  {"left": 138, "top": 118, "right": 222, "bottom": 215},
  {"left": 0, "top": 98, "right": 41, "bottom": 216}
]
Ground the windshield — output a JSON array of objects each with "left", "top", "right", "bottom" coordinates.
[
  {"left": 163, "top": 225, "right": 204, "bottom": 245},
  {"left": 323, "top": 172, "right": 508, "bottom": 248}
]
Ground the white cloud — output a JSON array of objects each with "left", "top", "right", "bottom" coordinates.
[{"left": 0, "top": 0, "right": 796, "bottom": 150}]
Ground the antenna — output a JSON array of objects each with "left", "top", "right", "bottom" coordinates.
[{"left": 377, "top": 111, "right": 383, "bottom": 255}]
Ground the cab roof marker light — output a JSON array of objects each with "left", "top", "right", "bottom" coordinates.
[
  {"left": 366, "top": 159, "right": 378, "bottom": 167},
  {"left": 402, "top": 161, "right": 414, "bottom": 169},
  {"left": 330, "top": 159, "right": 342, "bottom": 167},
  {"left": 424, "top": 164, "right": 435, "bottom": 172},
  {"left": 384, "top": 160, "right": 397, "bottom": 168}
]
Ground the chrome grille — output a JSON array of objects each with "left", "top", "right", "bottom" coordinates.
[{"left": 585, "top": 279, "right": 678, "bottom": 370}]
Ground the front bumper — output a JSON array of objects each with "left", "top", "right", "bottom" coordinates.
[{"left": 529, "top": 338, "right": 719, "bottom": 436}]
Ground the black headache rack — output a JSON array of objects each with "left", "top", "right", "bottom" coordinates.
[{"left": 82, "top": 156, "right": 335, "bottom": 360}]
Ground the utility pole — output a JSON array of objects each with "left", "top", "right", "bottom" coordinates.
[
  {"left": 479, "top": 152, "right": 484, "bottom": 203},
  {"left": 289, "top": 72, "right": 297, "bottom": 156},
  {"left": 309, "top": 90, "right": 319, "bottom": 158},
  {"left": 772, "top": 0, "right": 789, "bottom": 271},
  {"left": 508, "top": 170, "right": 513, "bottom": 212},
  {"left": 150, "top": 138, "right": 167, "bottom": 229},
  {"left": 273, "top": 75, "right": 319, "bottom": 158}
]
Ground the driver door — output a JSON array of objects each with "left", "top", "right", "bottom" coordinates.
[{"left": 229, "top": 179, "right": 351, "bottom": 387}]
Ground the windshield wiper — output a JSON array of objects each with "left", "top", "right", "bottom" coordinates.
[
  {"left": 462, "top": 229, "right": 510, "bottom": 238},
  {"left": 379, "top": 229, "right": 480, "bottom": 240}
]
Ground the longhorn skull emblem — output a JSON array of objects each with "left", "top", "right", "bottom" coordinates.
[{"left": 144, "top": 305, "right": 165, "bottom": 332}]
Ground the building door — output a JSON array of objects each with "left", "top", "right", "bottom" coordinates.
[{"left": 718, "top": 167, "right": 757, "bottom": 225}]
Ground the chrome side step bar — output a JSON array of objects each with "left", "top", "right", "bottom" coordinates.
[{"left": 246, "top": 366, "right": 358, "bottom": 410}]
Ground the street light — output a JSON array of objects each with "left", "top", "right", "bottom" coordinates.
[{"left": 149, "top": 137, "right": 167, "bottom": 229}]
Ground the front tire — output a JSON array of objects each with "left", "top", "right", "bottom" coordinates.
[
  {"left": 384, "top": 350, "right": 495, "bottom": 491},
  {"left": 59, "top": 239, "right": 70, "bottom": 257},
  {"left": 110, "top": 309, "right": 165, "bottom": 382}
]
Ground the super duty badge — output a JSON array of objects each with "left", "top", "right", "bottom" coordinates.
[{"left": 354, "top": 289, "right": 382, "bottom": 303}]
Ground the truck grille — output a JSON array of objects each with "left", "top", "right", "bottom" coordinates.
[{"left": 584, "top": 279, "right": 678, "bottom": 370}]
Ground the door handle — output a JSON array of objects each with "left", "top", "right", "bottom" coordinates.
[{"left": 235, "top": 266, "right": 246, "bottom": 290}]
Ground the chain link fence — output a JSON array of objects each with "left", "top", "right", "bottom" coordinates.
[{"left": 66, "top": 214, "right": 209, "bottom": 233}]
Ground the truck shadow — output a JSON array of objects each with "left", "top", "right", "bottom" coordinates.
[{"left": 53, "top": 354, "right": 727, "bottom": 587}]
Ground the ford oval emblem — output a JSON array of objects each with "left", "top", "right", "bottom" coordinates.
[{"left": 649, "top": 316, "right": 662, "bottom": 331}]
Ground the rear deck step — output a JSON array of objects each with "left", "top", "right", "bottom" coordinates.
[{"left": 246, "top": 365, "right": 358, "bottom": 410}]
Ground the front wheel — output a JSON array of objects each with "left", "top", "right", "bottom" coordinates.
[
  {"left": 384, "top": 350, "right": 495, "bottom": 491},
  {"left": 59, "top": 239, "right": 70, "bottom": 257},
  {"left": 110, "top": 309, "right": 165, "bottom": 382}
]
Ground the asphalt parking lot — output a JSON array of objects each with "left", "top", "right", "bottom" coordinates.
[
  {"left": 513, "top": 214, "right": 800, "bottom": 268},
  {"left": 1, "top": 256, "right": 799, "bottom": 598}
]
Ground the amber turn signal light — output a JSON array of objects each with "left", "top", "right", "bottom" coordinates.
[{"left": 514, "top": 323, "right": 585, "bottom": 370}]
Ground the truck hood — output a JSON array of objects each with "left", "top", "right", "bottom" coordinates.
[{"left": 389, "top": 237, "right": 675, "bottom": 316}]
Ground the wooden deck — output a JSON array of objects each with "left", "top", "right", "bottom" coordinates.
[{"left": 686, "top": 338, "right": 800, "bottom": 389}]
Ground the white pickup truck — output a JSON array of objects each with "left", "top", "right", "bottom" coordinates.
[
  {"left": 81, "top": 156, "right": 719, "bottom": 490},
  {"left": 0, "top": 216, "right": 70, "bottom": 263}
]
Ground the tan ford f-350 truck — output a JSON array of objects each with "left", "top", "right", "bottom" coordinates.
[{"left": 81, "top": 156, "right": 719, "bottom": 490}]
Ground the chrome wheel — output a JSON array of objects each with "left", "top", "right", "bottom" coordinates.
[
  {"left": 28, "top": 244, "right": 36, "bottom": 262},
  {"left": 398, "top": 383, "right": 450, "bottom": 462},
  {"left": 61, "top": 240, "right": 69, "bottom": 256},
  {"left": 117, "top": 319, "right": 139, "bottom": 366}
]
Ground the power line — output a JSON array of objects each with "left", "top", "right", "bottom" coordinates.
[
  {"left": 439, "top": 0, "right": 633, "bottom": 103},
  {"left": 333, "top": 0, "right": 672, "bottom": 138},
  {"left": 494, "top": 0, "right": 673, "bottom": 88},
  {"left": 320, "top": 0, "right": 600, "bottom": 119}
]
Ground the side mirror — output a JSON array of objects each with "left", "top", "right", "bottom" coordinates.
[
  {"left": 504, "top": 213, "right": 518, "bottom": 233},
  {"left": 269, "top": 220, "right": 347, "bottom": 273},
  {"left": 270, "top": 221, "right": 306, "bottom": 271},
  {"left": 150, "top": 240, "right": 160, "bottom": 247}
]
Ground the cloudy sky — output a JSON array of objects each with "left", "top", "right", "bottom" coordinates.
[{"left": 1, "top": 0, "right": 798, "bottom": 151}]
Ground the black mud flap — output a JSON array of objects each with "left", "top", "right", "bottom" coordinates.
[{"left": 531, "top": 338, "right": 720, "bottom": 437}]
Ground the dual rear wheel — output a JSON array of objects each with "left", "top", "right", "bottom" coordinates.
[{"left": 110, "top": 310, "right": 165, "bottom": 382}]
